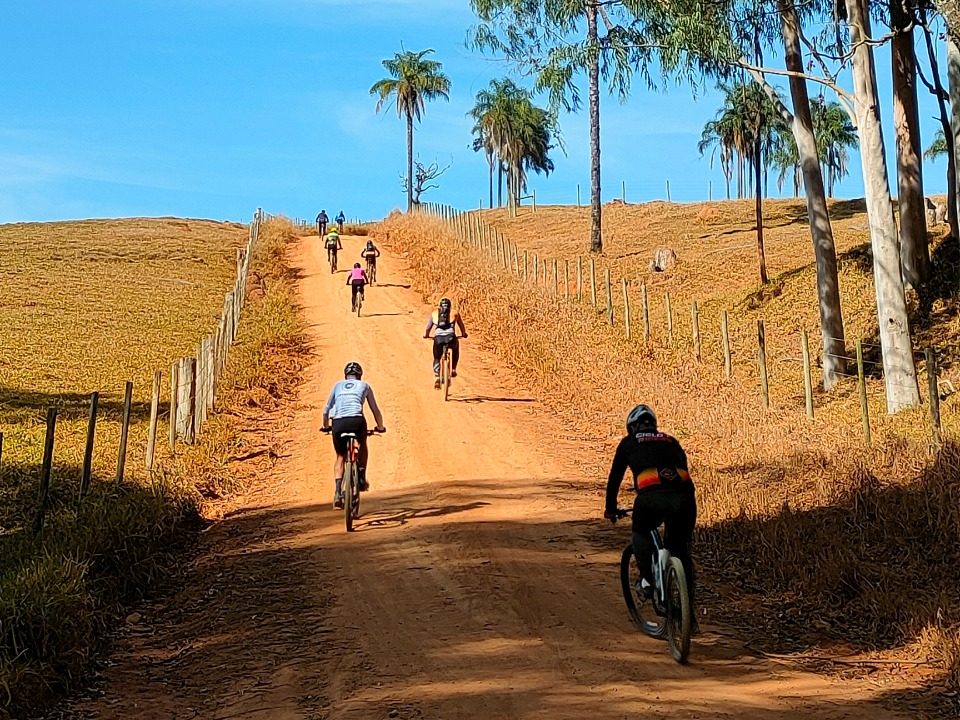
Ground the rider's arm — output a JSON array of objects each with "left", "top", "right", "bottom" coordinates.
[
  {"left": 365, "top": 386, "right": 385, "bottom": 429},
  {"left": 455, "top": 313, "right": 468, "bottom": 337},
  {"left": 375, "top": 247, "right": 381, "bottom": 257},
  {"left": 338, "top": 239, "right": 343, "bottom": 250},
  {"left": 605, "top": 438, "right": 631, "bottom": 516},
  {"left": 423, "top": 317, "right": 434, "bottom": 338},
  {"left": 322, "top": 386, "right": 337, "bottom": 427}
]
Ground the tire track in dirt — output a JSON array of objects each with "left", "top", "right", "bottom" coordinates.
[{"left": 64, "top": 233, "right": 915, "bottom": 720}]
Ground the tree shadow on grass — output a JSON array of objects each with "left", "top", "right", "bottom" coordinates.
[{"left": 0, "top": 386, "right": 152, "bottom": 422}]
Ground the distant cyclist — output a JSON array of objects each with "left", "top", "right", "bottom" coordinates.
[
  {"left": 324, "top": 227, "right": 342, "bottom": 269},
  {"left": 361, "top": 239, "right": 381, "bottom": 277},
  {"left": 321, "top": 362, "right": 385, "bottom": 509},
  {"left": 316, "top": 209, "right": 329, "bottom": 237},
  {"left": 346, "top": 262, "right": 369, "bottom": 310},
  {"left": 336, "top": 210, "right": 346, "bottom": 233},
  {"left": 423, "top": 298, "right": 468, "bottom": 389},
  {"left": 604, "top": 404, "right": 698, "bottom": 623}
]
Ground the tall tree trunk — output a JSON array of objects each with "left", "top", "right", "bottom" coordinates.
[
  {"left": 845, "top": 0, "right": 920, "bottom": 411},
  {"left": 498, "top": 163, "right": 503, "bottom": 207},
  {"left": 891, "top": 4, "right": 930, "bottom": 287},
  {"left": 406, "top": 112, "right": 414, "bottom": 212},
  {"left": 921, "top": 16, "right": 960, "bottom": 239},
  {"left": 488, "top": 152, "right": 494, "bottom": 210},
  {"left": 771, "top": 0, "right": 848, "bottom": 389},
  {"left": 587, "top": 1, "right": 603, "bottom": 253},
  {"left": 754, "top": 143, "right": 768, "bottom": 284},
  {"left": 949, "top": 37, "right": 960, "bottom": 241}
]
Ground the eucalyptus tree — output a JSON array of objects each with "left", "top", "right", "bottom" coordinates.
[{"left": 370, "top": 49, "right": 451, "bottom": 212}]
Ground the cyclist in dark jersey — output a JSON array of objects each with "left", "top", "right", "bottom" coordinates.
[
  {"left": 316, "top": 210, "right": 329, "bottom": 236},
  {"left": 423, "top": 298, "right": 468, "bottom": 389},
  {"left": 604, "top": 404, "right": 698, "bottom": 618},
  {"left": 321, "top": 362, "right": 385, "bottom": 509},
  {"left": 335, "top": 211, "right": 346, "bottom": 233}
]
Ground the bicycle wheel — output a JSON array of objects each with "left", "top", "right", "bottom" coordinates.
[
  {"left": 344, "top": 460, "right": 355, "bottom": 532},
  {"left": 442, "top": 350, "right": 451, "bottom": 401},
  {"left": 356, "top": 291, "right": 363, "bottom": 317},
  {"left": 619, "top": 545, "right": 667, "bottom": 639},
  {"left": 665, "top": 556, "right": 692, "bottom": 663}
]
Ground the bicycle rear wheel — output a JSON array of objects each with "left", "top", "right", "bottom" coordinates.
[
  {"left": 344, "top": 460, "right": 356, "bottom": 532},
  {"left": 356, "top": 291, "right": 363, "bottom": 317},
  {"left": 619, "top": 545, "right": 666, "bottom": 638},
  {"left": 665, "top": 556, "right": 692, "bottom": 663},
  {"left": 442, "top": 351, "right": 451, "bottom": 401}
]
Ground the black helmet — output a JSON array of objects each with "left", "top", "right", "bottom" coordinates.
[
  {"left": 354, "top": 262, "right": 361, "bottom": 268},
  {"left": 344, "top": 362, "right": 362, "bottom": 379},
  {"left": 626, "top": 404, "right": 657, "bottom": 434},
  {"left": 439, "top": 297, "right": 452, "bottom": 311}
]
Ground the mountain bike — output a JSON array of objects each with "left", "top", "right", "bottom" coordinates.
[
  {"left": 322, "top": 428, "right": 380, "bottom": 532},
  {"left": 351, "top": 284, "right": 364, "bottom": 317},
  {"left": 614, "top": 509, "right": 692, "bottom": 664},
  {"left": 365, "top": 257, "right": 377, "bottom": 284}
]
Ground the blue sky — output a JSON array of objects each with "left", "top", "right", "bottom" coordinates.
[{"left": 0, "top": 0, "right": 952, "bottom": 224}]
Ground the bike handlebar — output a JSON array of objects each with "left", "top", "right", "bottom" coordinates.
[{"left": 320, "top": 427, "right": 386, "bottom": 435}]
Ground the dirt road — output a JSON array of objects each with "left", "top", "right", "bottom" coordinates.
[{"left": 68, "top": 235, "right": 914, "bottom": 719}]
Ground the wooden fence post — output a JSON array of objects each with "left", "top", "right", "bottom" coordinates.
[
  {"left": 721, "top": 310, "right": 732, "bottom": 379},
  {"left": 665, "top": 292, "right": 674, "bottom": 344},
  {"left": 857, "top": 340, "right": 871, "bottom": 446},
  {"left": 116, "top": 380, "right": 133, "bottom": 483},
  {"left": 801, "top": 330, "right": 814, "bottom": 419},
  {"left": 553, "top": 259, "right": 559, "bottom": 296},
  {"left": 691, "top": 302, "right": 701, "bottom": 360},
  {"left": 205, "top": 336, "right": 216, "bottom": 414},
  {"left": 926, "top": 348, "right": 942, "bottom": 448},
  {"left": 177, "top": 357, "right": 197, "bottom": 445},
  {"left": 590, "top": 257, "right": 597, "bottom": 308},
  {"left": 758, "top": 320, "right": 770, "bottom": 409},
  {"left": 577, "top": 257, "right": 583, "bottom": 301},
  {"left": 564, "top": 260, "right": 570, "bottom": 301},
  {"left": 523, "top": 250, "right": 529, "bottom": 282},
  {"left": 641, "top": 284, "right": 650, "bottom": 341},
  {"left": 146, "top": 370, "right": 162, "bottom": 471},
  {"left": 0, "top": 431, "right": 3, "bottom": 472},
  {"left": 169, "top": 360, "right": 179, "bottom": 449},
  {"left": 622, "top": 278, "right": 632, "bottom": 339},
  {"left": 605, "top": 269, "right": 613, "bottom": 324},
  {"left": 80, "top": 392, "right": 99, "bottom": 499},
  {"left": 33, "top": 407, "right": 57, "bottom": 535}
]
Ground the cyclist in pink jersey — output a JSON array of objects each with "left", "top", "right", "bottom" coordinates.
[{"left": 346, "top": 262, "right": 368, "bottom": 309}]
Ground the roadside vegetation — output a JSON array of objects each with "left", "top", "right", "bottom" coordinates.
[
  {"left": 0, "top": 217, "right": 305, "bottom": 719},
  {"left": 378, "top": 207, "right": 959, "bottom": 711}
]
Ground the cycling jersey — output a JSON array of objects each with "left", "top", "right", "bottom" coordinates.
[
  {"left": 362, "top": 246, "right": 380, "bottom": 258},
  {"left": 323, "top": 379, "right": 382, "bottom": 421},
  {"left": 325, "top": 233, "right": 340, "bottom": 249},
  {"left": 427, "top": 309, "right": 461, "bottom": 341},
  {"left": 605, "top": 431, "right": 692, "bottom": 513},
  {"left": 348, "top": 267, "right": 367, "bottom": 283}
]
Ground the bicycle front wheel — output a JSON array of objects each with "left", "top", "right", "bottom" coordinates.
[
  {"left": 442, "top": 353, "right": 451, "bottom": 401},
  {"left": 665, "top": 556, "right": 692, "bottom": 663},
  {"left": 619, "top": 545, "right": 666, "bottom": 639},
  {"left": 344, "top": 461, "right": 355, "bottom": 532}
]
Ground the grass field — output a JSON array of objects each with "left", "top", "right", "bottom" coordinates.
[
  {"left": 0, "top": 216, "right": 254, "bottom": 717},
  {"left": 476, "top": 199, "right": 960, "bottom": 441},
  {"left": 0, "top": 218, "right": 246, "bottom": 535}
]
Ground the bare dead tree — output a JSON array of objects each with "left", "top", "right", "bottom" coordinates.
[{"left": 400, "top": 158, "right": 452, "bottom": 205}]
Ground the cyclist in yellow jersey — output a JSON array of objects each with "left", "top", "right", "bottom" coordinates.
[{"left": 423, "top": 298, "right": 467, "bottom": 389}]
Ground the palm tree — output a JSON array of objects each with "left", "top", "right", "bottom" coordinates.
[
  {"left": 469, "top": 79, "right": 555, "bottom": 214},
  {"left": 811, "top": 98, "right": 857, "bottom": 198},
  {"left": 700, "top": 82, "right": 784, "bottom": 283},
  {"left": 370, "top": 49, "right": 451, "bottom": 212},
  {"left": 925, "top": 129, "right": 948, "bottom": 160}
]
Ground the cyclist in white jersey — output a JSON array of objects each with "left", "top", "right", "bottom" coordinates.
[
  {"left": 423, "top": 297, "right": 468, "bottom": 389},
  {"left": 321, "top": 362, "right": 386, "bottom": 509}
]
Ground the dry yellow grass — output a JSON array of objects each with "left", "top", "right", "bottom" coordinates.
[
  {"left": 380, "top": 208, "right": 960, "bottom": 710},
  {"left": 0, "top": 218, "right": 246, "bottom": 533},
  {"left": 0, "top": 216, "right": 308, "bottom": 719}
]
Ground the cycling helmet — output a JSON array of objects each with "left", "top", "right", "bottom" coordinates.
[
  {"left": 365, "top": 239, "right": 375, "bottom": 247},
  {"left": 354, "top": 262, "right": 362, "bottom": 268},
  {"left": 344, "top": 361, "right": 363, "bottom": 379},
  {"left": 626, "top": 404, "right": 657, "bottom": 434},
  {"left": 439, "top": 297, "right": 452, "bottom": 311}
]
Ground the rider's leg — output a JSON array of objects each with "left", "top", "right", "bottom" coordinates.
[
  {"left": 632, "top": 492, "right": 668, "bottom": 588},
  {"left": 357, "top": 438, "right": 369, "bottom": 490},
  {"left": 451, "top": 337, "right": 461, "bottom": 375},
  {"left": 331, "top": 424, "right": 347, "bottom": 506},
  {"left": 432, "top": 340, "right": 443, "bottom": 376}
]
